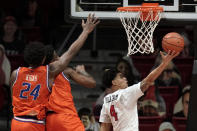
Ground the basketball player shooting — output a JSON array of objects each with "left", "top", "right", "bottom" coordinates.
[
  {"left": 10, "top": 13, "right": 99, "bottom": 131},
  {"left": 99, "top": 50, "right": 179, "bottom": 131}
]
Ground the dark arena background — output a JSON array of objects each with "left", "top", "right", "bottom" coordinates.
[{"left": 0, "top": 0, "right": 196, "bottom": 130}]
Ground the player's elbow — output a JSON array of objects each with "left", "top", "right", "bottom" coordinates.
[{"left": 140, "top": 79, "right": 154, "bottom": 93}]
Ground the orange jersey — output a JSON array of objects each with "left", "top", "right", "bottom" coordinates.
[
  {"left": 46, "top": 113, "right": 85, "bottom": 131},
  {"left": 47, "top": 72, "right": 78, "bottom": 115},
  {"left": 12, "top": 66, "right": 51, "bottom": 119},
  {"left": 11, "top": 118, "right": 45, "bottom": 131}
]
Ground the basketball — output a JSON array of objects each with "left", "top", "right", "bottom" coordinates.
[{"left": 162, "top": 32, "right": 184, "bottom": 53}]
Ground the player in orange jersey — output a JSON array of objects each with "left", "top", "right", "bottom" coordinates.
[
  {"left": 10, "top": 14, "right": 100, "bottom": 131},
  {"left": 43, "top": 45, "right": 97, "bottom": 131}
]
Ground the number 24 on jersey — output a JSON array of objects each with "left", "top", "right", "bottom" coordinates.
[{"left": 19, "top": 82, "right": 41, "bottom": 100}]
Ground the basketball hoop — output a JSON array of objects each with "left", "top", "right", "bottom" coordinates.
[{"left": 117, "top": 3, "right": 163, "bottom": 55}]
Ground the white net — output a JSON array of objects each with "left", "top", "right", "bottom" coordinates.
[{"left": 118, "top": 9, "right": 163, "bottom": 55}]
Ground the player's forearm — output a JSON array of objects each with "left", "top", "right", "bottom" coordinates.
[
  {"left": 66, "top": 30, "right": 89, "bottom": 56},
  {"left": 77, "top": 76, "right": 96, "bottom": 88},
  {"left": 59, "top": 31, "right": 89, "bottom": 66},
  {"left": 147, "top": 61, "right": 167, "bottom": 82},
  {"left": 49, "top": 31, "right": 89, "bottom": 77},
  {"left": 51, "top": 31, "right": 89, "bottom": 76},
  {"left": 141, "top": 62, "right": 168, "bottom": 92},
  {"left": 70, "top": 70, "right": 96, "bottom": 88},
  {"left": 140, "top": 51, "right": 179, "bottom": 92}
]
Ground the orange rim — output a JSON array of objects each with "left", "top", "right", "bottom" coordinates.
[{"left": 117, "top": 3, "right": 163, "bottom": 12}]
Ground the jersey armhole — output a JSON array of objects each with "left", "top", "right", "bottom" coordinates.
[
  {"left": 46, "top": 65, "right": 52, "bottom": 92},
  {"left": 12, "top": 67, "right": 20, "bottom": 87},
  {"left": 62, "top": 72, "right": 70, "bottom": 81}
]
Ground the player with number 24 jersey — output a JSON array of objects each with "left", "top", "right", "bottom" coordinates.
[{"left": 12, "top": 66, "right": 50, "bottom": 122}]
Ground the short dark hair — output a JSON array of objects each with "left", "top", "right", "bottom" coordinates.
[
  {"left": 24, "top": 41, "right": 45, "bottom": 67},
  {"left": 44, "top": 45, "right": 55, "bottom": 65},
  {"left": 102, "top": 68, "right": 119, "bottom": 88}
]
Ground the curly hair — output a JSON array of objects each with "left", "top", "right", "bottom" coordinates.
[{"left": 24, "top": 41, "right": 45, "bottom": 67}]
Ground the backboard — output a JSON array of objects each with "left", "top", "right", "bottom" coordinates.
[{"left": 65, "top": 0, "right": 197, "bottom": 23}]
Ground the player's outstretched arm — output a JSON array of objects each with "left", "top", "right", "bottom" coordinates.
[
  {"left": 63, "top": 65, "right": 96, "bottom": 88},
  {"left": 49, "top": 14, "right": 100, "bottom": 77},
  {"left": 140, "top": 50, "right": 179, "bottom": 93}
]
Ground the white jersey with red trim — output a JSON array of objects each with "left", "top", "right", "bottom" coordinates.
[{"left": 99, "top": 82, "right": 143, "bottom": 131}]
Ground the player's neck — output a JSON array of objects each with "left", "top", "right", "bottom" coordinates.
[
  {"left": 111, "top": 85, "right": 121, "bottom": 93},
  {"left": 29, "top": 65, "right": 39, "bottom": 69}
]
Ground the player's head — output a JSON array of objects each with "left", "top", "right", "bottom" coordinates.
[
  {"left": 102, "top": 68, "right": 128, "bottom": 91},
  {"left": 24, "top": 41, "right": 46, "bottom": 67},
  {"left": 44, "top": 45, "right": 59, "bottom": 65}
]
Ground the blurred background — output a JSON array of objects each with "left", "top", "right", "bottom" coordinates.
[{"left": 0, "top": 0, "right": 196, "bottom": 130}]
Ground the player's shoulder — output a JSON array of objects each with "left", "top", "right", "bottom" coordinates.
[
  {"left": 11, "top": 66, "right": 23, "bottom": 76},
  {"left": 126, "top": 82, "right": 141, "bottom": 91},
  {"left": 10, "top": 68, "right": 21, "bottom": 87},
  {"left": 103, "top": 91, "right": 121, "bottom": 104},
  {"left": 11, "top": 69, "right": 18, "bottom": 77},
  {"left": 104, "top": 90, "right": 119, "bottom": 98}
]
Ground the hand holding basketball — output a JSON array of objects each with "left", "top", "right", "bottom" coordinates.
[
  {"left": 162, "top": 32, "right": 184, "bottom": 53},
  {"left": 160, "top": 50, "right": 180, "bottom": 65}
]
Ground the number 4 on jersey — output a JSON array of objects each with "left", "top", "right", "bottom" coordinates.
[{"left": 110, "top": 105, "right": 118, "bottom": 121}]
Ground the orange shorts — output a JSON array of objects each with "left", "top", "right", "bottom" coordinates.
[
  {"left": 46, "top": 113, "right": 85, "bottom": 131},
  {"left": 11, "top": 117, "right": 45, "bottom": 131}
]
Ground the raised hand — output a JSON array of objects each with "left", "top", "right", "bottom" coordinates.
[
  {"left": 160, "top": 50, "right": 180, "bottom": 64},
  {"left": 82, "top": 13, "right": 100, "bottom": 34}
]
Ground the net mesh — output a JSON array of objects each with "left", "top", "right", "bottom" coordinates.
[{"left": 118, "top": 9, "right": 163, "bottom": 55}]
